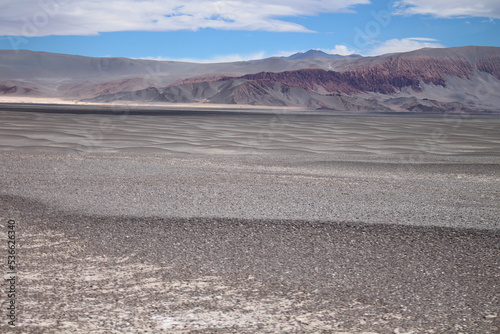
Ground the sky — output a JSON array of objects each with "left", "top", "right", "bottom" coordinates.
[{"left": 0, "top": 0, "right": 499, "bottom": 62}]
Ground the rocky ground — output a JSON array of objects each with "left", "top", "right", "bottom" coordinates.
[
  {"left": 1, "top": 194, "right": 499, "bottom": 333},
  {"left": 0, "top": 107, "right": 498, "bottom": 333},
  {"left": 0, "top": 150, "right": 498, "bottom": 333}
]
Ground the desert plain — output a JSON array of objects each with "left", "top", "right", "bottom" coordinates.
[{"left": 0, "top": 103, "right": 498, "bottom": 333}]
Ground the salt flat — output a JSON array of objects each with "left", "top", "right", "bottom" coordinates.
[{"left": 0, "top": 106, "right": 498, "bottom": 333}]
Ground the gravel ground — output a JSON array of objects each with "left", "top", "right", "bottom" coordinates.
[
  {"left": 0, "top": 108, "right": 499, "bottom": 333},
  {"left": 0, "top": 151, "right": 498, "bottom": 333},
  {"left": 0, "top": 152, "right": 498, "bottom": 229}
]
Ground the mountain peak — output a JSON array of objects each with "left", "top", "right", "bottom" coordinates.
[{"left": 285, "top": 49, "right": 362, "bottom": 60}]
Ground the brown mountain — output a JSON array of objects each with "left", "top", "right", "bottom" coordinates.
[
  {"left": 2, "top": 47, "right": 500, "bottom": 112},
  {"left": 0, "top": 49, "right": 354, "bottom": 99},
  {"left": 88, "top": 46, "right": 500, "bottom": 112}
]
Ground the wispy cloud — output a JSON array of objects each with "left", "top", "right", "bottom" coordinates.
[
  {"left": 1, "top": 0, "right": 370, "bottom": 37},
  {"left": 394, "top": 0, "right": 500, "bottom": 19},
  {"left": 367, "top": 37, "right": 445, "bottom": 55},
  {"left": 332, "top": 38, "right": 444, "bottom": 56},
  {"left": 141, "top": 51, "right": 267, "bottom": 63},
  {"left": 141, "top": 38, "right": 445, "bottom": 63}
]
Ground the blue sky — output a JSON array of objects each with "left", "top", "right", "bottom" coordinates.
[{"left": 0, "top": 0, "right": 498, "bottom": 62}]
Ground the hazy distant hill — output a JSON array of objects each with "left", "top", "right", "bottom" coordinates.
[
  {"left": 2, "top": 47, "right": 500, "bottom": 112},
  {"left": 0, "top": 49, "right": 353, "bottom": 99},
  {"left": 271, "top": 50, "right": 362, "bottom": 60}
]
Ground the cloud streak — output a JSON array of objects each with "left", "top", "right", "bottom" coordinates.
[
  {"left": 1, "top": 0, "right": 370, "bottom": 37},
  {"left": 394, "top": 0, "right": 500, "bottom": 19},
  {"left": 367, "top": 37, "right": 445, "bottom": 55},
  {"left": 141, "top": 51, "right": 267, "bottom": 63},
  {"left": 143, "top": 39, "right": 444, "bottom": 63}
]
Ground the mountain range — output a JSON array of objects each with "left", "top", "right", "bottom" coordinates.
[{"left": 1, "top": 46, "right": 499, "bottom": 112}]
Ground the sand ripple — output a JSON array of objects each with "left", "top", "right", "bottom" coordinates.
[{"left": 1, "top": 110, "right": 499, "bottom": 156}]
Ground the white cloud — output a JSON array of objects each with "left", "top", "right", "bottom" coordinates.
[
  {"left": 0, "top": 0, "right": 370, "bottom": 37},
  {"left": 329, "top": 45, "right": 357, "bottom": 55},
  {"left": 394, "top": 0, "right": 500, "bottom": 19},
  {"left": 368, "top": 37, "right": 445, "bottom": 55},
  {"left": 145, "top": 51, "right": 267, "bottom": 63},
  {"left": 273, "top": 50, "right": 299, "bottom": 58},
  {"left": 202, "top": 51, "right": 267, "bottom": 63},
  {"left": 141, "top": 38, "right": 445, "bottom": 63}
]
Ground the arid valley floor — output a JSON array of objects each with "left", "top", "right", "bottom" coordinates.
[{"left": 0, "top": 104, "right": 498, "bottom": 333}]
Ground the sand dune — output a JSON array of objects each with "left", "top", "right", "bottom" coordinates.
[{"left": 1, "top": 109, "right": 499, "bottom": 156}]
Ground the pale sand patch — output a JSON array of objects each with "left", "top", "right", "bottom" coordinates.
[
  {"left": 0, "top": 96, "right": 304, "bottom": 110},
  {"left": 0, "top": 96, "right": 76, "bottom": 104}
]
